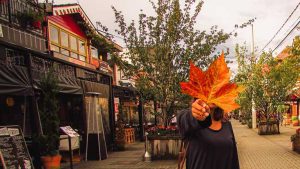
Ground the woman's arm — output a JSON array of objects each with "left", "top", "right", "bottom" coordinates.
[{"left": 177, "top": 109, "right": 211, "bottom": 139}]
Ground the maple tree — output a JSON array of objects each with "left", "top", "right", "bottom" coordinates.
[
  {"left": 180, "top": 53, "right": 244, "bottom": 113},
  {"left": 111, "top": 0, "right": 231, "bottom": 125}
]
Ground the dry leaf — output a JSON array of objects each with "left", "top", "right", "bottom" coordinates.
[{"left": 180, "top": 52, "right": 244, "bottom": 113}]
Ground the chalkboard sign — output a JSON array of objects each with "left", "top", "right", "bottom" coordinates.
[{"left": 0, "top": 126, "right": 33, "bottom": 169}]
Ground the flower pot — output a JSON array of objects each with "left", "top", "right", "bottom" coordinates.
[
  {"left": 32, "top": 21, "right": 41, "bottom": 29},
  {"left": 41, "top": 155, "right": 62, "bottom": 169}
]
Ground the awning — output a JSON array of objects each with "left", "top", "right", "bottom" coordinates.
[
  {"left": 32, "top": 74, "right": 83, "bottom": 95},
  {"left": 113, "top": 85, "right": 138, "bottom": 99},
  {"left": 81, "top": 80, "right": 109, "bottom": 98},
  {"left": 30, "top": 56, "right": 83, "bottom": 95},
  {"left": 0, "top": 65, "right": 33, "bottom": 95}
]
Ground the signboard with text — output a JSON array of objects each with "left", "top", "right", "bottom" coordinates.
[{"left": 0, "top": 126, "right": 33, "bottom": 169}]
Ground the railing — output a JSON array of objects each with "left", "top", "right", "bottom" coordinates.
[
  {"left": 0, "top": 24, "right": 46, "bottom": 52},
  {"left": 0, "top": 0, "right": 43, "bottom": 34}
]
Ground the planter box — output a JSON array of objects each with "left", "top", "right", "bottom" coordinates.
[
  {"left": 292, "top": 136, "right": 300, "bottom": 153},
  {"left": 146, "top": 136, "right": 181, "bottom": 160},
  {"left": 258, "top": 121, "right": 279, "bottom": 135}
]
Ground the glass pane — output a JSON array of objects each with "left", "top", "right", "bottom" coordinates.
[
  {"left": 78, "top": 40, "right": 86, "bottom": 55},
  {"left": 50, "top": 25, "right": 59, "bottom": 44},
  {"left": 70, "top": 35, "right": 77, "bottom": 51},
  {"left": 79, "top": 55, "right": 86, "bottom": 61},
  {"left": 61, "top": 48, "right": 70, "bottom": 56},
  {"left": 91, "top": 46, "right": 98, "bottom": 59},
  {"left": 61, "top": 31, "right": 69, "bottom": 47},
  {"left": 70, "top": 52, "right": 78, "bottom": 59},
  {"left": 50, "top": 44, "right": 60, "bottom": 52}
]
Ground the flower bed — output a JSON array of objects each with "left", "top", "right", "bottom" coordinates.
[{"left": 145, "top": 126, "right": 181, "bottom": 160}]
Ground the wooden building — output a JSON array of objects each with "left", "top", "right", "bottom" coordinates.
[{"left": 0, "top": 1, "right": 123, "bottom": 166}]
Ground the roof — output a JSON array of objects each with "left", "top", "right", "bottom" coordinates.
[
  {"left": 53, "top": 4, "right": 123, "bottom": 52},
  {"left": 276, "top": 47, "right": 291, "bottom": 61}
]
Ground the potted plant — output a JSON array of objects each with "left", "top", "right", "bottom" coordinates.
[
  {"left": 15, "top": 10, "right": 43, "bottom": 29},
  {"left": 35, "top": 70, "right": 61, "bottom": 169},
  {"left": 32, "top": 12, "right": 44, "bottom": 29},
  {"left": 291, "top": 128, "right": 300, "bottom": 153}
]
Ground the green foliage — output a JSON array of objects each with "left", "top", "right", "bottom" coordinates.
[
  {"left": 251, "top": 51, "right": 299, "bottom": 121},
  {"left": 15, "top": 10, "right": 44, "bottom": 28},
  {"left": 112, "top": 0, "right": 231, "bottom": 125},
  {"left": 234, "top": 43, "right": 253, "bottom": 122},
  {"left": 235, "top": 36, "right": 300, "bottom": 124},
  {"left": 35, "top": 70, "right": 60, "bottom": 156}
]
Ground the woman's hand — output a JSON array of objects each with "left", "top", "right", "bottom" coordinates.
[{"left": 191, "top": 99, "right": 210, "bottom": 121}]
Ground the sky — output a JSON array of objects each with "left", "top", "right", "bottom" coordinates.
[{"left": 48, "top": 0, "right": 300, "bottom": 73}]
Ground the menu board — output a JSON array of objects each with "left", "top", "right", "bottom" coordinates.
[
  {"left": 60, "top": 126, "right": 79, "bottom": 138},
  {"left": 0, "top": 126, "right": 33, "bottom": 169}
]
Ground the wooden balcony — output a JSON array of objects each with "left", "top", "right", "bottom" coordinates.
[
  {"left": 0, "top": 0, "right": 43, "bottom": 35},
  {"left": 0, "top": 24, "right": 47, "bottom": 53}
]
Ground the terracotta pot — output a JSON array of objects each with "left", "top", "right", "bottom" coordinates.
[{"left": 41, "top": 155, "right": 62, "bottom": 169}]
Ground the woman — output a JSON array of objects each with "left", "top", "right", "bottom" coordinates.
[{"left": 177, "top": 99, "right": 240, "bottom": 169}]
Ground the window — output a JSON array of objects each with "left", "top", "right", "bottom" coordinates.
[
  {"left": 61, "top": 31, "right": 69, "bottom": 47},
  {"left": 50, "top": 25, "right": 59, "bottom": 44},
  {"left": 91, "top": 46, "right": 98, "bottom": 59},
  {"left": 49, "top": 23, "right": 87, "bottom": 62},
  {"left": 78, "top": 40, "right": 85, "bottom": 54},
  {"left": 70, "top": 35, "right": 77, "bottom": 51},
  {"left": 50, "top": 44, "right": 60, "bottom": 53}
]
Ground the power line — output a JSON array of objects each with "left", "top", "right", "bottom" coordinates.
[
  {"left": 272, "top": 19, "right": 300, "bottom": 53},
  {"left": 260, "top": 2, "right": 300, "bottom": 53}
]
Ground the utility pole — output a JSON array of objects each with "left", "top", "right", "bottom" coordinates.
[{"left": 251, "top": 23, "right": 256, "bottom": 129}]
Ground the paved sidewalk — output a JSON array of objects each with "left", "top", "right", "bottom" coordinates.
[
  {"left": 234, "top": 120, "right": 300, "bottom": 169},
  {"left": 62, "top": 142, "right": 177, "bottom": 169},
  {"left": 65, "top": 120, "right": 300, "bottom": 169}
]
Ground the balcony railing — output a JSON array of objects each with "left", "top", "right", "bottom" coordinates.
[
  {"left": 0, "top": 0, "right": 43, "bottom": 34},
  {"left": 0, "top": 24, "right": 47, "bottom": 52}
]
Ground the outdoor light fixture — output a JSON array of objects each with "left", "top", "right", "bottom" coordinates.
[{"left": 144, "top": 132, "right": 152, "bottom": 162}]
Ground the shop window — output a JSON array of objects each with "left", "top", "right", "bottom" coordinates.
[{"left": 50, "top": 25, "right": 59, "bottom": 44}]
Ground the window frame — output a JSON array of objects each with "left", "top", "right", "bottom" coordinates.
[{"left": 48, "top": 21, "right": 87, "bottom": 61}]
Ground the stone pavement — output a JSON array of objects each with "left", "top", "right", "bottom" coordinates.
[
  {"left": 62, "top": 142, "right": 177, "bottom": 169},
  {"left": 64, "top": 120, "right": 300, "bottom": 169},
  {"left": 234, "top": 120, "right": 300, "bottom": 169}
]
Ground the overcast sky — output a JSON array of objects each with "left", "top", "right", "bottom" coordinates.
[{"left": 51, "top": 0, "right": 300, "bottom": 73}]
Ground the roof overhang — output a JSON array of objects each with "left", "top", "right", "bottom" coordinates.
[{"left": 53, "top": 4, "right": 123, "bottom": 52}]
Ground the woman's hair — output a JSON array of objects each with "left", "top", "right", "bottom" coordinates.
[{"left": 212, "top": 107, "right": 224, "bottom": 121}]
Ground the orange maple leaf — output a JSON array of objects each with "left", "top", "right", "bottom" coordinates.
[{"left": 180, "top": 52, "right": 244, "bottom": 113}]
